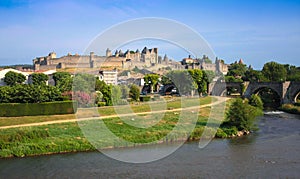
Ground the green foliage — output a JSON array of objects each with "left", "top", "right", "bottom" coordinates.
[
  {"left": 140, "top": 96, "right": 151, "bottom": 102},
  {"left": 120, "top": 85, "right": 129, "bottom": 99},
  {"left": 257, "top": 88, "right": 281, "bottom": 108},
  {"left": 95, "top": 80, "right": 112, "bottom": 106},
  {"left": 165, "top": 70, "right": 195, "bottom": 95},
  {"left": 144, "top": 74, "right": 160, "bottom": 93},
  {"left": 129, "top": 84, "right": 140, "bottom": 101},
  {"left": 225, "top": 76, "right": 243, "bottom": 82},
  {"left": 227, "top": 62, "right": 247, "bottom": 77},
  {"left": 285, "top": 65, "right": 300, "bottom": 81},
  {"left": 161, "top": 75, "right": 173, "bottom": 85},
  {"left": 203, "top": 70, "right": 215, "bottom": 83},
  {"left": 30, "top": 73, "right": 48, "bottom": 85},
  {"left": 224, "top": 98, "right": 262, "bottom": 131},
  {"left": 102, "top": 85, "right": 112, "bottom": 106},
  {"left": 215, "top": 128, "right": 228, "bottom": 138},
  {"left": 73, "top": 73, "right": 95, "bottom": 92},
  {"left": 0, "top": 101, "right": 77, "bottom": 117},
  {"left": 111, "top": 85, "right": 122, "bottom": 105},
  {"left": 0, "top": 84, "right": 62, "bottom": 103},
  {"left": 4, "top": 71, "right": 26, "bottom": 86},
  {"left": 53, "top": 72, "right": 73, "bottom": 92},
  {"left": 262, "top": 61, "right": 287, "bottom": 82},
  {"left": 249, "top": 94, "right": 264, "bottom": 110},
  {"left": 280, "top": 104, "right": 300, "bottom": 114},
  {"left": 97, "top": 102, "right": 106, "bottom": 107},
  {"left": 244, "top": 69, "right": 267, "bottom": 82}
]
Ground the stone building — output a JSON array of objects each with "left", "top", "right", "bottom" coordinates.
[
  {"left": 33, "top": 47, "right": 181, "bottom": 71},
  {"left": 181, "top": 55, "right": 228, "bottom": 75},
  {"left": 99, "top": 70, "right": 118, "bottom": 85}
]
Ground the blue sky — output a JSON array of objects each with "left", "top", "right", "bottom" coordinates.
[{"left": 0, "top": 0, "right": 299, "bottom": 69}]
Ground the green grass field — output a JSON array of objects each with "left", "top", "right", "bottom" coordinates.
[{"left": 0, "top": 96, "right": 227, "bottom": 158}]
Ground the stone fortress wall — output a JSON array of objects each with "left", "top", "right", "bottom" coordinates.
[{"left": 33, "top": 47, "right": 228, "bottom": 74}]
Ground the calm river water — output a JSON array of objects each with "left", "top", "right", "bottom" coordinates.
[{"left": 0, "top": 112, "right": 299, "bottom": 178}]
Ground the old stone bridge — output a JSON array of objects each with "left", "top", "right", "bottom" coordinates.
[{"left": 209, "top": 81, "right": 300, "bottom": 104}]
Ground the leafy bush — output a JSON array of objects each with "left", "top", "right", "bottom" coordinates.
[
  {"left": 224, "top": 98, "right": 262, "bottom": 131},
  {"left": 249, "top": 94, "right": 264, "bottom": 110},
  {"left": 129, "top": 84, "right": 140, "bottom": 101},
  {"left": 0, "top": 84, "right": 62, "bottom": 103},
  {"left": 0, "top": 101, "right": 77, "bottom": 117},
  {"left": 215, "top": 128, "right": 227, "bottom": 138},
  {"left": 97, "top": 102, "right": 106, "bottom": 107}
]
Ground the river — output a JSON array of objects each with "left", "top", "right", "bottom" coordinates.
[{"left": 0, "top": 112, "right": 299, "bottom": 178}]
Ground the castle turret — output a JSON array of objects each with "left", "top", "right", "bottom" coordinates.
[
  {"left": 90, "top": 52, "right": 95, "bottom": 68},
  {"left": 163, "top": 54, "right": 169, "bottom": 65},
  {"left": 49, "top": 52, "right": 56, "bottom": 59},
  {"left": 115, "top": 50, "right": 119, "bottom": 57},
  {"left": 106, "top": 48, "right": 112, "bottom": 57},
  {"left": 119, "top": 49, "right": 124, "bottom": 57}
]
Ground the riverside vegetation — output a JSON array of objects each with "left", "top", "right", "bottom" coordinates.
[
  {"left": 0, "top": 95, "right": 264, "bottom": 158},
  {"left": 0, "top": 97, "right": 217, "bottom": 158}
]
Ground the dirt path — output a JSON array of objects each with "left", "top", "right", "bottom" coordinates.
[{"left": 0, "top": 97, "right": 228, "bottom": 129}]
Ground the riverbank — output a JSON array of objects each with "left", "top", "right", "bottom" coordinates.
[
  {"left": 0, "top": 108, "right": 218, "bottom": 158},
  {"left": 279, "top": 104, "right": 300, "bottom": 115},
  {"left": 0, "top": 97, "right": 229, "bottom": 158}
]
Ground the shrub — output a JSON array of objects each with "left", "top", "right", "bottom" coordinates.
[
  {"left": 249, "top": 94, "right": 264, "bottom": 110},
  {"left": 97, "top": 102, "right": 106, "bottom": 107},
  {"left": 224, "top": 98, "right": 262, "bottom": 131},
  {"left": 129, "top": 84, "right": 140, "bottom": 101},
  {"left": 140, "top": 96, "right": 151, "bottom": 102},
  {"left": 0, "top": 101, "right": 77, "bottom": 117},
  {"left": 215, "top": 128, "right": 227, "bottom": 138}
]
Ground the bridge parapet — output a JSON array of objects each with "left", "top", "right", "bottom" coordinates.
[{"left": 209, "top": 81, "right": 300, "bottom": 104}]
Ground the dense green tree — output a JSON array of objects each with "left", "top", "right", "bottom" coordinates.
[
  {"left": 30, "top": 73, "right": 48, "bottom": 85},
  {"left": 4, "top": 71, "right": 26, "bottom": 86},
  {"left": 0, "top": 86, "right": 13, "bottom": 102},
  {"left": 224, "top": 98, "right": 262, "bottom": 131},
  {"left": 188, "top": 69, "right": 207, "bottom": 95},
  {"left": 243, "top": 69, "right": 267, "bottom": 82},
  {"left": 95, "top": 79, "right": 106, "bottom": 91},
  {"left": 0, "top": 84, "right": 62, "bottom": 103},
  {"left": 285, "top": 64, "right": 300, "bottom": 81},
  {"left": 101, "top": 85, "right": 112, "bottom": 106},
  {"left": 144, "top": 74, "right": 160, "bottom": 93},
  {"left": 53, "top": 72, "right": 73, "bottom": 92},
  {"left": 165, "top": 70, "right": 196, "bottom": 95},
  {"left": 225, "top": 76, "right": 243, "bottom": 82},
  {"left": 129, "top": 84, "right": 140, "bottom": 101},
  {"left": 203, "top": 70, "right": 215, "bottom": 83},
  {"left": 73, "top": 73, "right": 95, "bottom": 92},
  {"left": 227, "top": 62, "right": 247, "bottom": 77},
  {"left": 161, "top": 75, "right": 172, "bottom": 85},
  {"left": 120, "top": 85, "right": 129, "bottom": 99},
  {"left": 111, "top": 85, "right": 122, "bottom": 104},
  {"left": 249, "top": 94, "right": 264, "bottom": 110},
  {"left": 262, "top": 61, "right": 287, "bottom": 82}
]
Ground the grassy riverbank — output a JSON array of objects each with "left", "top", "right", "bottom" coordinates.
[
  {"left": 279, "top": 103, "right": 300, "bottom": 115},
  {"left": 0, "top": 97, "right": 226, "bottom": 158}
]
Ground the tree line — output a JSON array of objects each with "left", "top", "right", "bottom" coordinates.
[
  {"left": 225, "top": 61, "right": 300, "bottom": 82},
  {"left": 0, "top": 71, "right": 141, "bottom": 107},
  {"left": 143, "top": 69, "right": 215, "bottom": 96}
]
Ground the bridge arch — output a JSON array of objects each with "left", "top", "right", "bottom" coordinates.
[
  {"left": 291, "top": 89, "right": 300, "bottom": 103},
  {"left": 253, "top": 87, "right": 282, "bottom": 107},
  {"left": 159, "top": 84, "right": 177, "bottom": 95}
]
